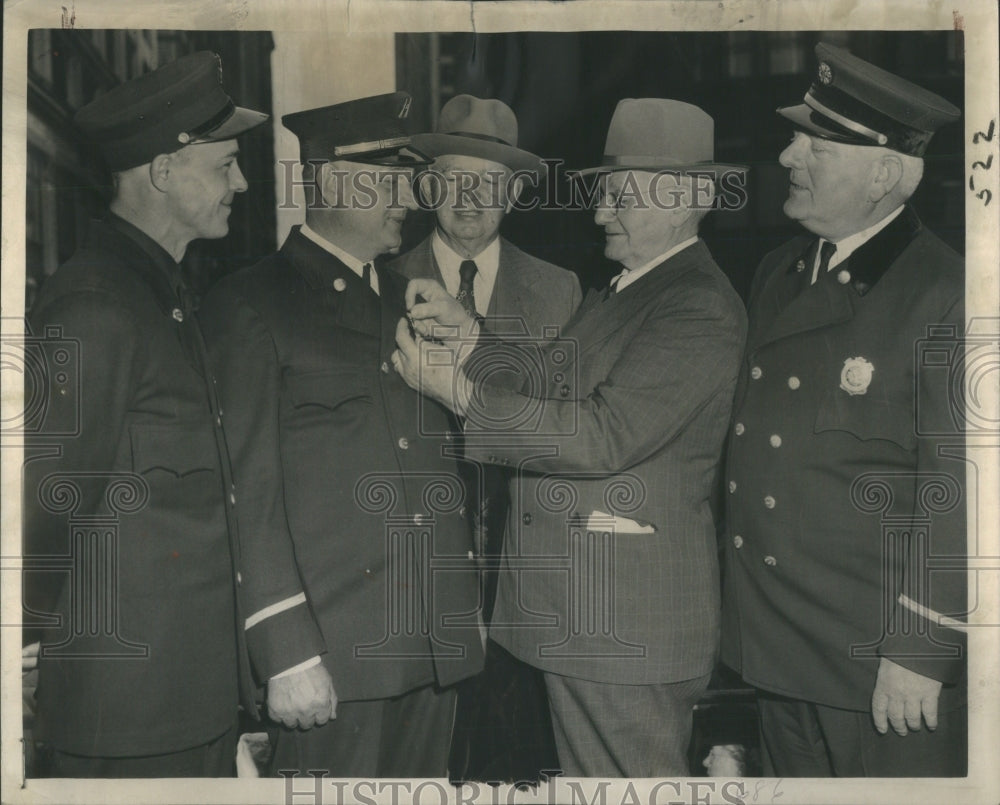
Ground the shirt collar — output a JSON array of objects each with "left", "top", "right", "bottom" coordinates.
[
  {"left": 822, "top": 205, "right": 905, "bottom": 271},
  {"left": 613, "top": 235, "right": 699, "bottom": 293},
  {"left": 300, "top": 223, "right": 370, "bottom": 278},
  {"left": 431, "top": 230, "right": 500, "bottom": 313}
]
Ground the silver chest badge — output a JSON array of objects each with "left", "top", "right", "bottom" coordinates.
[{"left": 840, "top": 356, "right": 874, "bottom": 396}]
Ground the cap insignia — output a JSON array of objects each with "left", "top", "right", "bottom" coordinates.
[{"left": 818, "top": 62, "right": 833, "bottom": 85}]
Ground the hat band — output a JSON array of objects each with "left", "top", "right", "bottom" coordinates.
[
  {"left": 334, "top": 136, "right": 411, "bottom": 158},
  {"left": 601, "top": 154, "right": 715, "bottom": 168},
  {"left": 804, "top": 91, "right": 888, "bottom": 146},
  {"left": 186, "top": 100, "right": 236, "bottom": 140},
  {"left": 446, "top": 130, "right": 515, "bottom": 148}
]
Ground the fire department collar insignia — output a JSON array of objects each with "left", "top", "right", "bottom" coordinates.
[{"left": 840, "top": 356, "right": 874, "bottom": 396}]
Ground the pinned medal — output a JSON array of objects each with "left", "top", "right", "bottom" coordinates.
[
  {"left": 333, "top": 278, "right": 347, "bottom": 292},
  {"left": 840, "top": 356, "right": 874, "bottom": 396},
  {"left": 818, "top": 61, "right": 833, "bottom": 85},
  {"left": 837, "top": 269, "right": 851, "bottom": 285},
  {"left": 795, "top": 259, "right": 806, "bottom": 273}
]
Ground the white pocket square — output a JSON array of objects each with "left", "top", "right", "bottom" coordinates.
[{"left": 580, "top": 509, "right": 657, "bottom": 534}]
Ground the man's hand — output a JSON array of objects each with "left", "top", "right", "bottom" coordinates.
[
  {"left": 267, "top": 663, "right": 337, "bottom": 730},
  {"left": 392, "top": 318, "right": 472, "bottom": 414},
  {"left": 871, "top": 657, "right": 942, "bottom": 736},
  {"left": 404, "top": 278, "right": 478, "bottom": 342}
]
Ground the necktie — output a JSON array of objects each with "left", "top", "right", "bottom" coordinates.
[
  {"left": 457, "top": 259, "right": 478, "bottom": 317},
  {"left": 811, "top": 240, "right": 838, "bottom": 285},
  {"left": 361, "top": 262, "right": 376, "bottom": 295}
]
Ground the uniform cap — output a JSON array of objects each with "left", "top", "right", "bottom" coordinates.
[
  {"left": 777, "top": 42, "right": 960, "bottom": 156},
  {"left": 74, "top": 51, "right": 269, "bottom": 172},
  {"left": 282, "top": 91, "right": 430, "bottom": 167}
]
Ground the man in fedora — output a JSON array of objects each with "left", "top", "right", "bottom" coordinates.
[
  {"left": 393, "top": 98, "right": 747, "bottom": 777},
  {"left": 721, "top": 43, "right": 967, "bottom": 776},
  {"left": 23, "top": 51, "right": 267, "bottom": 776},
  {"left": 390, "top": 95, "right": 580, "bottom": 781},
  {"left": 200, "top": 92, "right": 484, "bottom": 778}
]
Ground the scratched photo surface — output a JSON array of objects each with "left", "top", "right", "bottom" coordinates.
[{"left": 2, "top": 3, "right": 997, "bottom": 805}]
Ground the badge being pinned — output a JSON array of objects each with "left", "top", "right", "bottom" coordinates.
[{"left": 840, "top": 356, "right": 874, "bottom": 396}]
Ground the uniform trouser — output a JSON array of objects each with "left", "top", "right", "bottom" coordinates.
[
  {"left": 543, "top": 671, "right": 712, "bottom": 777},
  {"left": 757, "top": 691, "right": 967, "bottom": 777},
  {"left": 44, "top": 722, "right": 238, "bottom": 778},
  {"left": 269, "top": 682, "right": 457, "bottom": 778}
]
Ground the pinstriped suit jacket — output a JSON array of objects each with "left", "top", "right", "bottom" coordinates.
[
  {"left": 388, "top": 234, "right": 582, "bottom": 338},
  {"left": 463, "top": 240, "right": 747, "bottom": 684}
]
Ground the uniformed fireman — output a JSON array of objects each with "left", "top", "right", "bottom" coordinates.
[{"left": 720, "top": 43, "right": 966, "bottom": 777}]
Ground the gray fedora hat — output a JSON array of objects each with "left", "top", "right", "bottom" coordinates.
[
  {"left": 411, "top": 95, "right": 545, "bottom": 176},
  {"left": 575, "top": 98, "right": 746, "bottom": 177}
]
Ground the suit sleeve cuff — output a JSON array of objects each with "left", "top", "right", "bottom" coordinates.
[
  {"left": 270, "top": 655, "right": 321, "bottom": 681},
  {"left": 245, "top": 597, "right": 326, "bottom": 682},
  {"left": 878, "top": 594, "right": 967, "bottom": 684}
]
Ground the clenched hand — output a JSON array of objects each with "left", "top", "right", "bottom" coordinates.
[
  {"left": 871, "top": 657, "right": 942, "bottom": 736},
  {"left": 267, "top": 663, "right": 338, "bottom": 729}
]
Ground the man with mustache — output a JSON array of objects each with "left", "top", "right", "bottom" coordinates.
[
  {"left": 200, "top": 93, "right": 484, "bottom": 777},
  {"left": 23, "top": 51, "right": 267, "bottom": 777},
  {"left": 720, "top": 43, "right": 967, "bottom": 776}
]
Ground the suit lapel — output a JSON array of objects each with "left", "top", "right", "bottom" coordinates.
[
  {"left": 565, "top": 242, "right": 706, "bottom": 352},
  {"left": 751, "top": 209, "right": 922, "bottom": 351},
  {"left": 753, "top": 260, "right": 854, "bottom": 349}
]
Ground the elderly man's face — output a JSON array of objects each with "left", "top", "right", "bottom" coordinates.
[
  {"left": 594, "top": 171, "right": 689, "bottom": 270},
  {"left": 164, "top": 139, "right": 248, "bottom": 242},
  {"left": 432, "top": 154, "right": 515, "bottom": 257},
  {"left": 779, "top": 131, "right": 880, "bottom": 240},
  {"left": 330, "top": 161, "right": 417, "bottom": 258}
]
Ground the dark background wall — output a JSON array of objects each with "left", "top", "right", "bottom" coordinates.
[
  {"left": 25, "top": 29, "right": 276, "bottom": 307},
  {"left": 396, "top": 30, "right": 965, "bottom": 298},
  {"left": 25, "top": 30, "right": 963, "bottom": 308}
]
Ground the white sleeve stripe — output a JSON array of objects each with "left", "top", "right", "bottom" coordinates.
[
  {"left": 898, "top": 594, "right": 968, "bottom": 633},
  {"left": 270, "top": 655, "right": 321, "bottom": 680},
  {"left": 245, "top": 592, "right": 307, "bottom": 630}
]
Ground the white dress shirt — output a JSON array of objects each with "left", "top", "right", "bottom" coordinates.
[
  {"left": 431, "top": 230, "right": 500, "bottom": 316},
  {"left": 611, "top": 235, "right": 699, "bottom": 293},
  {"left": 300, "top": 223, "right": 380, "bottom": 295}
]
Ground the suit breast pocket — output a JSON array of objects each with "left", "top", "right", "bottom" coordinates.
[
  {"left": 129, "top": 422, "right": 218, "bottom": 479},
  {"left": 284, "top": 369, "right": 374, "bottom": 420},
  {"left": 814, "top": 393, "right": 917, "bottom": 451}
]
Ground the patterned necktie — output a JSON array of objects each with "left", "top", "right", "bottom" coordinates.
[{"left": 457, "top": 259, "right": 478, "bottom": 317}]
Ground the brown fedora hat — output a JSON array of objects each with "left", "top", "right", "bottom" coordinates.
[
  {"left": 411, "top": 95, "right": 545, "bottom": 176},
  {"left": 575, "top": 98, "right": 746, "bottom": 177}
]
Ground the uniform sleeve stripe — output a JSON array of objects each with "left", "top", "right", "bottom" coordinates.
[
  {"left": 245, "top": 592, "right": 307, "bottom": 630},
  {"left": 898, "top": 594, "right": 968, "bottom": 632}
]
